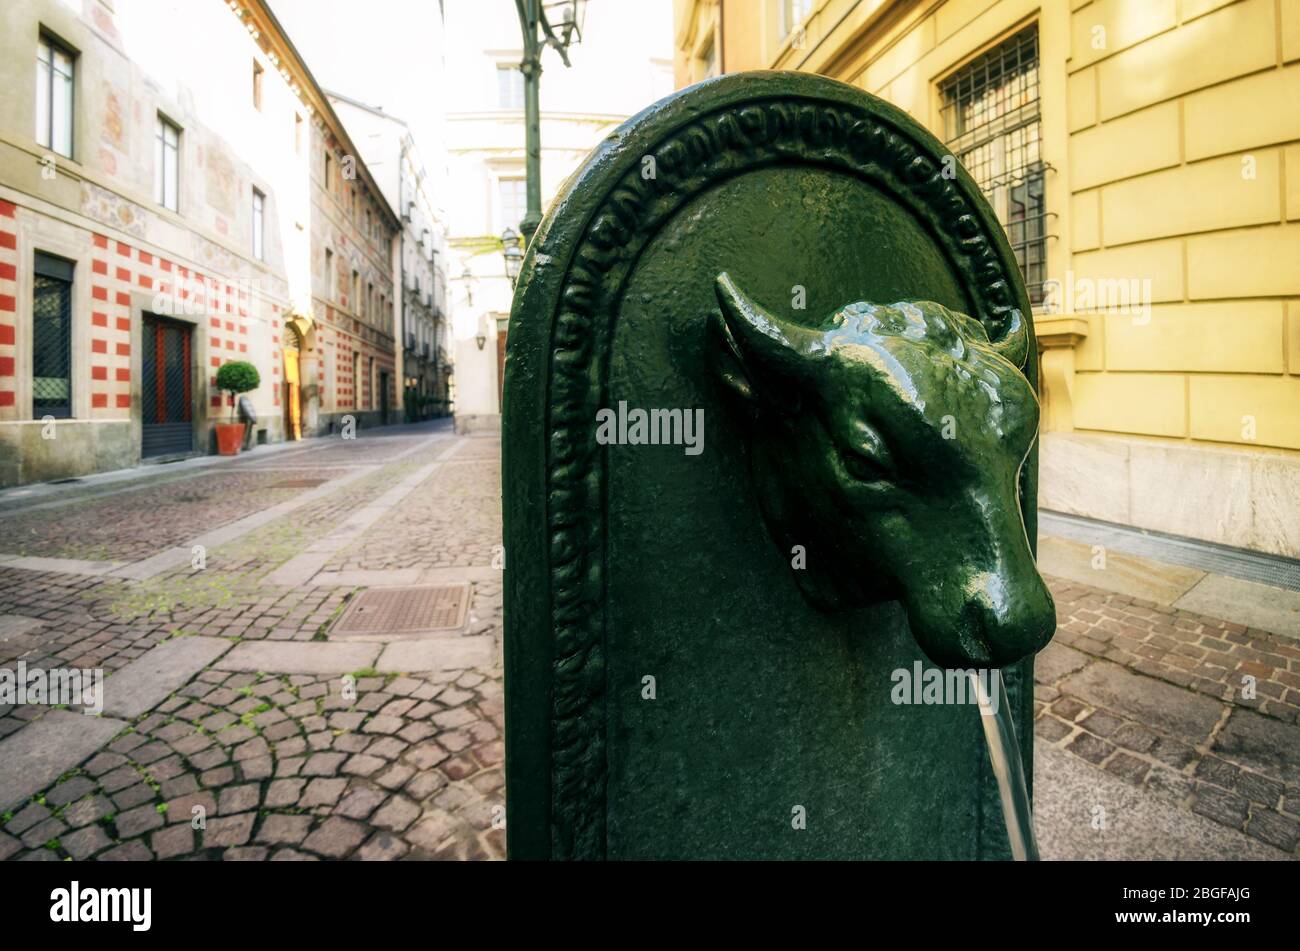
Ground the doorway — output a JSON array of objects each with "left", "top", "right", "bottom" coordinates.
[
  {"left": 283, "top": 326, "right": 302, "bottom": 440},
  {"left": 141, "top": 314, "right": 193, "bottom": 457}
]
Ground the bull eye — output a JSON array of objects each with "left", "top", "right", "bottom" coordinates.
[
  {"left": 841, "top": 421, "right": 894, "bottom": 483},
  {"left": 842, "top": 449, "right": 890, "bottom": 483}
]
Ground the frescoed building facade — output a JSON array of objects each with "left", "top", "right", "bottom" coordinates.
[{"left": 0, "top": 0, "right": 400, "bottom": 487}]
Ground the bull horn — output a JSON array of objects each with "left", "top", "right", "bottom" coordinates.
[
  {"left": 987, "top": 308, "right": 1029, "bottom": 369},
  {"left": 714, "top": 273, "right": 825, "bottom": 377}
]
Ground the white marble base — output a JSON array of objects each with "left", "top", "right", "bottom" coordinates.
[{"left": 1040, "top": 432, "right": 1300, "bottom": 559}]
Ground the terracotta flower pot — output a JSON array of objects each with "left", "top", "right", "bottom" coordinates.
[{"left": 215, "top": 422, "right": 244, "bottom": 456}]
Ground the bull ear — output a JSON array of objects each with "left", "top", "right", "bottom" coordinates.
[
  {"left": 986, "top": 308, "right": 1030, "bottom": 369},
  {"left": 709, "top": 273, "right": 822, "bottom": 409}
]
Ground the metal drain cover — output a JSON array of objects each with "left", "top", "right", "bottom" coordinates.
[
  {"left": 272, "top": 478, "right": 330, "bottom": 489},
  {"left": 330, "top": 584, "right": 471, "bottom": 637}
]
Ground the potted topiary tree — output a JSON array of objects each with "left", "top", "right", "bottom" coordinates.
[{"left": 213, "top": 360, "right": 260, "bottom": 455}]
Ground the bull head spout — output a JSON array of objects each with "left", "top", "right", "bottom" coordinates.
[{"left": 709, "top": 273, "right": 1054, "bottom": 669}]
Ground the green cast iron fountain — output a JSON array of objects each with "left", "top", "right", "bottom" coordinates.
[{"left": 502, "top": 71, "right": 1056, "bottom": 860}]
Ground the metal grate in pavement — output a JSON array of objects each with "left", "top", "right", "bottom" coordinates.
[
  {"left": 271, "top": 478, "right": 330, "bottom": 489},
  {"left": 1039, "top": 510, "right": 1300, "bottom": 592},
  {"left": 330, "top": 584, "right": 471, "bottom": 636}
]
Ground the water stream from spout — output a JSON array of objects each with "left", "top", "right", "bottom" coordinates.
[{"left": 970, "top": 668, "right": 1039, "bottom": 861}]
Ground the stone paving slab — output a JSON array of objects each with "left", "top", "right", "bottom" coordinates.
[
  {"left": 377, "top": 636, "right": 496, "bottom": 673},
  {"left": 1034, "top": 641, "right": 1090, "bottom": 684},
  {"left": 100, "top": 636, "right": 233, "bottom": 719},
  {"left": 264, "top": 553, "right": 334, "bottom": 587},
  {"left": 1175, "top": 573, "right": 1300, "bottom": 640},
  {"left": 214, "top": 641, "right": 381, "bottom": 675},
  {"left": 1037, "top": 536, "right": 1205, "bottom": 605},
  {"left": 1035, "top": 745, "right": 1285, "bottom": 860},
  {"left": 108, "top": 548, "right": 192, "bottom": 581},
  {"left": 1212, "top": 708, "right": 1300, "bottom": 785},
  {"left": 308, "top": 566, "right": 500, "bottom": 589},
  {"left": 310, "top": 569, "right": 425, "bottom": 588},
  {"left": 2, "top": 556, "right": 130, "bottom": 577},
  {"left": 1057, "top": 658, "right": 1225, "bottom": 744},
  {"left": 0, "top": 710, "right": 126, "bottom": 812},
  {"left": 420, "top": 566, "right": 499, "bottom": 584}
]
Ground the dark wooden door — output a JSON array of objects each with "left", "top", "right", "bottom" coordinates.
[{"left": 141, "top": 314, "right": 193, "bottom": 457}]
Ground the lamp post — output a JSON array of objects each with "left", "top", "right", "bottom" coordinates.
[
  {"left": 501, "top": 227, "right": 523, "bottom": 286},
  {"left": 459, "top": 264, "right": 475, "bottom": 308},
  {"left": 513, "top": 0, "right": 587, "bottom": 244}
]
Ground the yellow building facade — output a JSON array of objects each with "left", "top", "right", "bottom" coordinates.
[{"left": 675, "top": 0, "right": 1300, "bottom": 558}]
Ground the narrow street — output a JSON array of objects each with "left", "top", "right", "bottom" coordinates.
[
  {"left": 0, "top": 421, "right": 504, "bottom": 861},
  {"left": 0, "top": 420, "right": 1295, "bottom": 860}
]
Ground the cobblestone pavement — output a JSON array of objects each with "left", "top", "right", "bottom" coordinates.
[
  {"left": 0, "top": 668, "right": 503, "bottom": 861},
  {"left": 323, "top": 457, "right": 501, "bottom": 572},
  {"left": 0, "top": 471, "right": 310, "bottom": 561},
  {"left": 1, "top": 420, "right": 1296, "bottom": 860},
  {"left": 1036, "top": 576, "right": 1300, "bottom": 857},
  {"left": 0, "top": 420, "right": 506, "bottom": 860}
]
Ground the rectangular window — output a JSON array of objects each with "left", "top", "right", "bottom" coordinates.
[
  {"left": 780, "top": 0, "right": 814, "bottom": 38},
  {"left": 497, "top": 65, "right": 524, "bottom": 110},
  {"left": 498, "top": 177, "right": 526, "bottom": 233},
  {"left": 352, "top": 351, "right": 361, "bottom": 409},
  {"left": 324, "top": 151, "right": 333, "bottom": 190},
  {"left": 33, "top": 252, "right": 74, "bottom": 419},
  {"left": 324, "top": 247, "right": 334, "bottom": 300},
  {"left": 940, "top": 26, "right": 1046, "bottom": 306},
  {"left": 366, "top": 281, "right": 374, "bottom": 320},
  {"left": 351, "top": 270, "right": 360, "bottom": 314},
  {"left": 36, "top": 34, "right": 75, "bottom": 158},
  {"left": 155, "top": 115, "right": 180, "bottom": 211},
  {"left": 252, "top": 60, "right": 264, "bottom": 111},
  {"left": 252, "top": 188, "right": 265, "bottom": 260}
]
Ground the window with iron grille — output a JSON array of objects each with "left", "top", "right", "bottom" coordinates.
[
  {"left": 33, "top": 252, "right": 74, "bottom": 419},
  {"left": 940, "top": 26, "right": 1047, "bottom": 307}
]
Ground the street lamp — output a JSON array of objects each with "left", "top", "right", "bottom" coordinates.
[
  {"left": 513, "top": 0, "right": 587, "bottom": 244},
  {"left": 459, "top": 265, "right": 476, "bottom": 307},
  {"left": 501, "top": 227, "right": 523, "bottom": 285}
]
